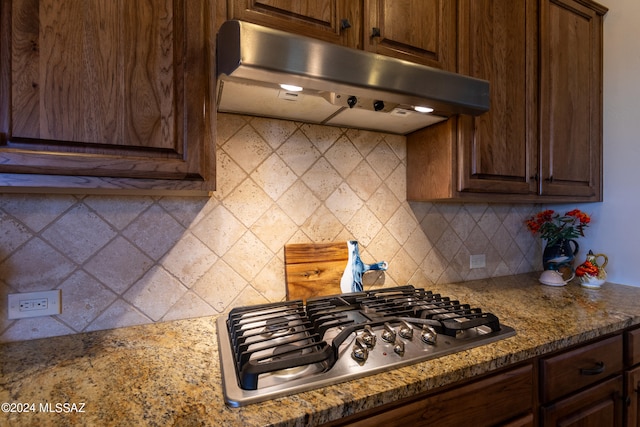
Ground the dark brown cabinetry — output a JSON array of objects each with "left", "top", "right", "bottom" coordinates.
[
  {"left": 539, "top": 0, "right": 606, "bottom": 200},
  {"left": 625, "top": 327, "right": 640, "bottom": 426},
  {"left": 225, "top": 0, "right": 456, "bottom": 70},
  {"left": 407, "top": 0, "right": 607, "bottom": 202},
  {"left": 541, "top": 376, "right": 624, "bottom": 426},
  {"left": 323, "top": 364, "right": 534, "bottom": 427},
  {"left": 363, "top": 0, "right": 456, "bottom": 70},
  {"left": 0, "top": 0, "right": 216, "bottom": 194},
  {"left": 628, "top": 367, "right": 640, "bottom": 427},
  {"left": 539, "top": 335, "right": 625, "bottom": 426},
  {"left": 225, "top": 0, "right": 363, "bottom": 49},
  {"left": 457, "top": 0, "right": 538, "bottom": 197},
  {"left": 321, "top": 333, "right": 637, "bottom": 426},
  {"left": 408, "top": 0, "right": 538, "bottom": 201}
]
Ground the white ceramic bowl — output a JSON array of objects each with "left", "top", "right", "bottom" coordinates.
[{"left": 539, "top": 270, "right": 574, "bottom": 287}]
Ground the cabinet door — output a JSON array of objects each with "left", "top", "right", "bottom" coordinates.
[
  {"left": 626, "top": 328, "right": 640, "bottom": 367},
  {"left": 539, "top": 0, "right": 606, "bottom": 200},
  {"left": 363, "top": 0, "right": 456, "bottom": 70},
  {"left": 541, "top": 376, "right": 624, "bottom": 426},
  {"left": 226, "top": 0, "right": 362, "bottom": 49},
  {"left": 456, "top": 0, "right": 538, "bottom": 195},
  {"left": 626, "top": 366, "right": 640, "bottom": 427},
  {"left": 0, "top": 0, "right": 215, "bottom": 193}
]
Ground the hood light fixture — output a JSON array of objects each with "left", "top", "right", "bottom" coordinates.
[
  {"left": 414, "top": 106, "right": 434, "bottom": 114},
  {"left": 280, "top": 84, "right": 303, "bottom": 92}
]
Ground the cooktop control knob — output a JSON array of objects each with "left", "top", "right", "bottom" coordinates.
[
  {"left": 393, "top": 339, "right": 405, "bottom": 356},
  {"left": 421, "top": 325, "right": 437, "bottom": 345},
  {"left": 381, "top": 322, "right": 396, "bottom": 343},
  {"left": 360, "top": 325, "right": 377, "bottom": 348},
  {"left": 352, "top": 337, "right": 369, "bottom": 362},
  {"left": 399, "top": 320, "right": 414, "bottom": 340}
]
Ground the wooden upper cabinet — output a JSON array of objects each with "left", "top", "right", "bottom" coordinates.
[
  {"left": 457, "top": 0, "right": 538, "bottom": 196},
  {"left": 407, "top": 0, "right": 538, "bottom": 202},
  {"left": 0, "top": 0, "right": 215, "bottom": 194},
  {"left": 539, "top": 0, "right": 606, "bottom": 200},
  {"left": 407, "top": 0, "right": 606, "bottom": 203},
  {"left": 225, "top": 0, "right": 456, "bottom": 70},
  {"left": 364, "top": 0, "right": 456, "bottom": 71},
  {"left": 226, "top": 0, "right": 363, "bottom": 49}
]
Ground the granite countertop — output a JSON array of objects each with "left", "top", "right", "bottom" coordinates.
[{"left": 2, "top": 272, "right": 640, "bottom": 427}]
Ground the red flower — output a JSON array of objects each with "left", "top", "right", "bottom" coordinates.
[
  {"left": 525, "top": 219, "right": 541, "bottom": 233},
  {"left": 538, "top": 210, "right": 555, "bottom": 222},
  {"left": 566, "top": 209, "right": 591, "bottom": 225},
  {"left": 524, "top": 208, "right": 591, "bottom": 244}
]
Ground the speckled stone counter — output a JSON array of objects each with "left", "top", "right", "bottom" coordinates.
[{"left": 2, "top": 273, "right": 640, "bottom": 427}]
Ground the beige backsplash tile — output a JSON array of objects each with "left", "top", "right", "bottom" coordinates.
[
  {"left": 58, "top": 270, "right": 117, "bottom": 331},
  {"left": 84, "top": 236, "right": 153, "bottom": 294},
  {"left": 0, "top": 113, "right": 542, "bottom": 342}
]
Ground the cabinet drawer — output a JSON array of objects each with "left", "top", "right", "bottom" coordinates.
[
  {"left": 626, "top": 327, "right": 640, "bottom": 366},
  {"left": 540, "top": 335, "right": 623, "bottom": 402},
  {"left": 339, "top": 365, "right": 533, "bottom": 427}
]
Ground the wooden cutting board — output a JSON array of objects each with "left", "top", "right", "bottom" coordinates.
[{"left": 284, "top": 242, "right": 349, "bottom": 302}]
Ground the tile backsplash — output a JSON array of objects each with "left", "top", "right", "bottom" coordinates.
[{"left": 0, "top": 114, "right": 541, "bottom": 342}]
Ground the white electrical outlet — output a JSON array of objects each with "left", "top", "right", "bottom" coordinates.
[
  {"left": 470, "top": 254, "right": 486, "bottom": 269},
  {"left": 7, "top": 290, "right": 61, "bottom": 319}
]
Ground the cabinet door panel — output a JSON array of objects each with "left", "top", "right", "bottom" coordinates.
[
  {"left": 457, "top": 0, "right": 537, "bottom": 195},
  {"left": 364, "top": 0, "right": 455, "bottom": 70},
  {"left": 1, "top": 0, "right": 215, "bottom": 189},
  {"left": 12, "top": 0, "right": 176, "bottom": 149},
  {"left": 541, "top": 376, "right": 623, "bottom": 426},
  {"left": 626, "top": 328, "right": 640, "bottom": 367},
  {"left": 626, "top": 366, "right": 640, "bottom": 427},
  {"left": 539, "top": 0, "right": 603, "bottom": 199},
  {"left": 227, "top": 0, "right": 362, "bottom": 48}
]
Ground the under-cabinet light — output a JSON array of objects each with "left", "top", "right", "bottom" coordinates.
[
  {"left": 279, "top": 84, "right": 303, "bottom": 92},
  {"left": 414, "top": 106, "right": 434, "bottom": 114}
]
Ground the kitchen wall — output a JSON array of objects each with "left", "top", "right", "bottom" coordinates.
[
  {"left": 548, "top": 0, "right": 639, "bottom": 286},
  {"left": 0, "top": 113, "right": 541, "bottom": 343}
]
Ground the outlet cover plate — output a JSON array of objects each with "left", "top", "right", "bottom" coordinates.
[
  {"left": 470, "top": 254, "right": 486, "bottom": 269},
  {"left": 8, "top": 290, "right": 61, "bottom": 319}
]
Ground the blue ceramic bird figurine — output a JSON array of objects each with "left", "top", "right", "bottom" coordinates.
[{"left": 340, "top": 240, "right": 388, "bottom": 293}]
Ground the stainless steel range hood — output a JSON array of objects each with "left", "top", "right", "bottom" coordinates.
[{"left": 216, "top": 20, "right": 490, "bottom": 135}]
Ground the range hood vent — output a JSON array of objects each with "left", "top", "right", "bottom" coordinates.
[{"left": 216, "top": 20, "right": 489, "bottom": 135}]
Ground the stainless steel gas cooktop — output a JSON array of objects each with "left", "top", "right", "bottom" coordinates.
[{"left": 216, "top": 285, "right": 516, "bottom": 407}]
